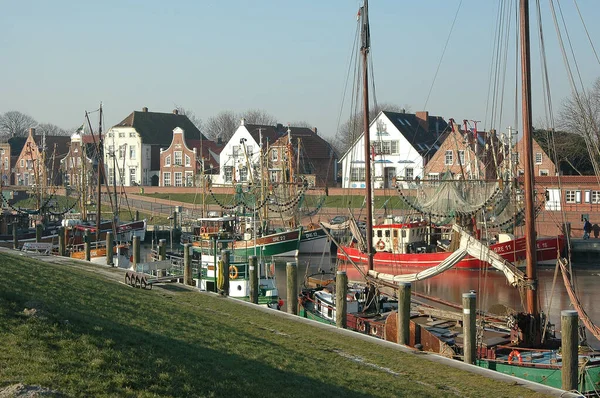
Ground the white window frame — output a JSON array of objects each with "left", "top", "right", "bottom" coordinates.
[
  {"left": 592, "top": 191, "right": 600, "bottom": 204},
  {"left": 444, "top": 150, "right": 453, "bottom": 166},
  {"left": 163, "top": 172, "right": 171, "bottom": 187},
  {"left": 271, "top": 149, "right": 278, "bottom": 161},
  {"left": 165, "top": 155, "right": 171, "bottom": 166},
  {"left": 350, "top": 167, "right": 365, "bottom": 182},
  {"left": 129, "top": 168, "right": 136, "bottom": 185},
  {"left": 118, "top": 145, "right": 126, "bottom": 159},
  {"left": 129, "top": 146, "right": 136, "bottom": 159},
  {"left": 239, "top": 167, "right": 248, "bottom": 182},
  {"left": 185, "top": 154, "right": 191, "bottom": 167},
  {"left": 174, "top": 151, "right": 182, "bottom": 166},
  {"left": 458, "top": 150, "right": 465, "bottom": 165},
  {"left": 539, "top": 169, "right": 549, "bottom": 176},
  {"left": 404, "top": 168, "right": 413, "bottom": 180},
  {"left": 224, "top": 166, "right": 233, "bottom": 183},
  {"left": 565, "top": 190, "right": 580, "bottom": 204},
  {"left": 174, "top": 172, "right": 183, "bottom": 187},
  {"left": 535, "top": 152, "right": 543, "bottom": 164},
  {"left": 390, "top": 141, "right": 399, "bottom": 154},
  {"left": 185, "top": 171, "right": 194, "bottom": 187}
]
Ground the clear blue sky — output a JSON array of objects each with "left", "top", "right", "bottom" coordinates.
[{"left": 1, "top": 1, "right": 599, "bottom": 141}]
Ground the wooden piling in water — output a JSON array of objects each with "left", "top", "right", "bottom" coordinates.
[
  {"left": 336, "top": 271, "right": 347, "bottom": 328},
  {"left": 249, "top": 255, "right": 258, "bottom": 304},
  {"left": 106, "top": 231, "right": 114, "bottom": 266},
  {"left": 12, "top": 223, "right": 17, "bottom": 250},
  {"left": 135, "top": 210, "right": 139, "bottom": 221},
  {"left": 462, "top": 292, "right": 476, "bottom": 364},
  {"left": 158, "top": 239, "right": 166, "bottom": 260},
  {"left": 286, "top": 262, "right": 297, "bottom": 315},
  {"left": 35, "top": 223, "right": 43, "bottom": 243},
  {"left": 132, "top": 236, "right": 140, "bottom": 268},
  {"left": 58, "top": 226, "right": 65, "bottom": 256},
  {"left": 183, "top": 243, "right": 192, "bottom": 286},
  {"left": 397, "top": 282, "right": 411, "bottom": 345},
  {"left": 561, "top": 309, "right": 579, "bottom": 391},
  {"left": 84, "top": 229, "right": 91, "bottom": 262},
  {"left": 221, "top": 250, "right": 230, "bottom": 296}
]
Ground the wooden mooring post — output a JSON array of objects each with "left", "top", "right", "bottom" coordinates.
[
  {"left": 132, "top": 236, "right": 140, "bottom": 269},
  {"left": 58, "top": 226, "right": 66, "bottom": 256},
  {"left": 249, "top": 255, "right": 258, "bottom": 304},
  {"left": 462, "top": 292, "right": 476, "bottom": 364},
  {"left": 397, "top": 282, "right": 411, "bottom": 345},
  {"left": 336, "top": 271, "right": 347, "bottom": 328},
  {"left": 561, "top": 310, "right": 579, "bottom": 391},
  {"left": 158, "top": 239, "right": 166, "bottom": 261},
  {"left": 84, "top": 229, "right": 91, "bottom": 261},
  {"left": 35, "top": 223, "right": 43, "bottom": 243},
  {"left": 106, "top": 231, "right": 114, "bottom": 266},
  {"left": 221, "top": 250, "right": 230, "bottom": 296},
  {"left": 12, "top": 223, "right": 18, "bottom": 250},
  {"left": 183, "top": 243, "right": 192, "bottom": 286},
  {"left": 286, "top": 262, "right": 297, "bottom": 315}
]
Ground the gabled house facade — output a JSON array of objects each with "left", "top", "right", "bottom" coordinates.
[
  {"left": 0, "top": 142, "right": 10, "bottom": 186},
  {"left": 60, "top": 132, "right": 94, "bottom": 189},
  {"left": 512, "top": 136, "right": 557, "bottom": 177},
  {"left": 104, "top": 107, "right": 206, "bottom": 187},
  {"left": 339, "top": 111, "right": 448, "bottom": 189},
  {"left": 424, "top": 119, "right": 503, "bottom": 180},
  {"left": 14, "top": 128, "right": 70, "bottom": 187},
  {"left": 159, "top": 127, "right": 223, "bottom": 187}
]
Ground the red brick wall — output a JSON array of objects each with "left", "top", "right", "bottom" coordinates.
[{"left": 159, "top": 131, "right": 197, "bottom": 187}]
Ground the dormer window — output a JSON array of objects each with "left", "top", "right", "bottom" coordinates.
[{"left": 272, "top": 149, "right": 278, "bottom": 161}]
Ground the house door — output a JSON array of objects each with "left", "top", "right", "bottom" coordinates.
[{"left": 384, "top": 167, "right": 396, "bottom": 188}]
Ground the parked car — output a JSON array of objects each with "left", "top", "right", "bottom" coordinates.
[{"left": 330, "top": 215, "right": 348, "bottom": 225}]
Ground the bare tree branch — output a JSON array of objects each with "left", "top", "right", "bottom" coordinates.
[
  {"left": 205, "top": 111, "right": 239, "bottom": 142},
  {"left": 242, "top": 109, "right": 277, "bottom": 125},
  {"left": 0, "top": 111, "right": 38, "bottom": 138},
  {"left": 37, "top": 123, "right": 69, "bottom": 136}
]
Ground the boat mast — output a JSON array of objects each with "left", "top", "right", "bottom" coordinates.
[
  {"left": 519, "top": 0, "right": 538, "bottom": 318},
  {"left": 96, "top": 103, "right": 104, "bottom": 241},
  {"left": 360, "top": 0, "right": 374, "bottom": 271}
]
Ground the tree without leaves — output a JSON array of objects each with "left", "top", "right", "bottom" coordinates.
[
  {"left": 36, "top": 123, "right": 69, "bottom": 137},
  {"left": 0, "top": 111, "right": 38, "bottom": 138},
  {"left": 204, "top": 110, "right": 239, "bottom": 142},
  {"left": 532, "top": 129, "right": 595, "bottom": 175},
  {"left": 174, "top": 105, "right": 204, "bottom": 139},
  {"left": 242, "top": 109, "right": 277, "bottom": 126},
  {"left": 334, "top": 102, "right": 409, "bottom": 155}
]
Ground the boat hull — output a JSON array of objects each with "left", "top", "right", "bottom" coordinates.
[
  {"left": 299, "top": 227, "right": 330, "bottom": 254},
  {"left": 338, "top": 235, "right": 564, "bottom": 278},
  {"left": 234, "top": 229, "right": 301, "bottom": 257}
]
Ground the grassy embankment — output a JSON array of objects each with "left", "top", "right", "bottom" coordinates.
[
  {"left": 145, "top": 193, "right": 409, "bottom": 212},
  {"left": 0, "top": 252, "right": 549, "bottom": 397}
]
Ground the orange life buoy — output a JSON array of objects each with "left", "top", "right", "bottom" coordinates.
[
  {"left": 200, "top": 227, "right": 206, "bottom": 234},
  {"left": 377, "top": 240, "right": 385, "bottom": 250},
  {"left": 508, "top": 350, "right": 522, "bottom": 364},
  {"left": 229, "top": 265, "right": 239, "bottom": 279}
]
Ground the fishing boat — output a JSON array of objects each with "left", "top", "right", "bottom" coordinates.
[{"left": 332, "top": 1, "right": 600, "bottom": 393}]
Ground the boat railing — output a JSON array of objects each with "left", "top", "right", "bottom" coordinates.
[
  {"left": 492, "top": 345, "right": 560, "bottom": 366},
  {"left": 69, "top": 240, "right": 106, "bottom": 252}
]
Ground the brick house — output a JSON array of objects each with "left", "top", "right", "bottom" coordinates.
[
  {"left": 159, "top": 127, "right": 223, "bottom": 187},
  {"left": 60, "top": 131, "right": 94, "bottom": 189},
  {"left": 14, "top": 128, "right": 70, "bottom": 187},
  {"left": 424, "top": 119, "right": 504, "bottom": 180},
  {"left": 0, "top": 142, "right": 10, "bottom": 186},
  {"left": 512, "top": 136, "right": 557, "bottom": 177}
]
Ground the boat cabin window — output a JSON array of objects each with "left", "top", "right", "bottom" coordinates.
[
  {"left": 377, "top": 230, "right": 382, "bottom": 238},
  {"left": 393, "top": 230, "right": 398, "bottom": 238},
  {"left": 401, "top": 230, "right": 406, "bottom": 238},
  {"left": 385, "top": 230, "right": 390, "bottom": 237}
]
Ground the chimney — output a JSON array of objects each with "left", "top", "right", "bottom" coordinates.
[
  {"left": 217, "top": 137, "right": 223, "bottom": 145},
  {"left": 142, "top": 107, "right": 148, "bottom": 112},
  {"left": 240, "top": 118, "right": 245, "bottom": 126},
  {"left": 312, "top": 127, "right": 318, "bottom": 135},
  {"left": 276, "top": 123, "right": 283, "bottom": 132},
  {"left": 173, "top": 109, "right": 179, "bottom": 115},
  {"left": 416, "top": 111, "right": 429, "bottom": 132},
  {"left": 29, "top": 127, "right": 36, "bottom": 137}
]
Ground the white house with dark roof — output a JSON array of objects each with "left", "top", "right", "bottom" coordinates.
[
  {"left": 339, "top": 111, "right": 448, "bottom": 189},
  {"left": 104, "top": 107, "right": 205, "bottom": 186}
]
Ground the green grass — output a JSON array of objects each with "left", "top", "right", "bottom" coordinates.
[{"left": 0, "top": 253, "right": 550, "bottom": 397}]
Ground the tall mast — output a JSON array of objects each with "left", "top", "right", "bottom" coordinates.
[
  {"left": 360, "top": 0, "right": 374, "bottom": 271},
  {"left": 519, "top": 0, "right": 538, "bottom": 318},
  {"left": 96, "top": 103, "right": 104, "bottom": 241}
]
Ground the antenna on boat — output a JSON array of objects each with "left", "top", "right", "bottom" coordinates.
[{"left": 360, "top": 0, "right": 374, "bottom": 271}]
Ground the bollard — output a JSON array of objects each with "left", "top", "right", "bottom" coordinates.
[
  {"left": 12, "top": 223, "right": 18, "bottom": 250},
  {"left": 221, "top": 250, "right": 230, "bottom": 296},
  {"left": 286, "top": 262, "right": 297, "bottom": 315},
  {"left": 183, "top": 243, "right": 192, "bottom": 286},
  {"left": 397, "top": 282, "right": 411, "bottom": 345},
  {"left": 158, "top": 239, "right": 166, "bottom": 261},
  {"left": 249, "top": 256, "right": 259, "bottom": 304},
  {"left": 58, "top": 226, "right": 66, "bottom": 256},
  {"left": 35, "top": 223, "right": 43, "bottom": 243},
  {"left": 336, "top": 271, "right": 348, "bottom": 328},
  {"left": 462, "top": 292, "right": 477, "bottom": 364},
  {"left": 132, "top": 236, "right": 140, "bottom": 269},
  {"left": 84, "top": 229, "right": 91, "bottom": 261},
  {"left": 135, "top": 210, "right": 140, "bottom": 221},
  {"left": 106, "top": 231, "right": 114, "bottom": 266},
  {"left": 561, "top": 310, "right": 579, "bottom": 391}
]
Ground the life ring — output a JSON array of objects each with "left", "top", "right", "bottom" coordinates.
[
  {"left": 377, "top": 240, "right": 385, "bottom": 250},
  {"left": 200, "top": 227, "right": 206, "bottom": 233},
  {"left": 508, "top": 350, "right": 522, "bottom": 364},
  {"left": 357, "top": 318, "right": 366, "bottom": 333},
  {"left": 229, "top": 265, "right": 239, "bottom": 279}
]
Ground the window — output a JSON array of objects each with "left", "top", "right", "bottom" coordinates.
[
  {"left": 129, "top": 132, "right": 136, "bottom": 138},
  {"left": 4, "top": 157, "right": 8, "bottom": 170},
  {"left": 592, "top": 191, "right": 600, "bottom": 204},
  {"left": 232, "top": 145, "right": 240, "bottom": 158},
  {"left": 565, "top": 190, "right": 581, "bottom": 204},
  {"left": 271, "top": 149, "right": 278, "bottom": 161},
  {"left": 247, "top": 145, "right": 253, "bottom": 157},
  {"left": 129, "top": 146, "right": 136, "bottom": 159},
  {"left": 224, "top": 166, "right": 233, "bottom": 183},
  {"left": 174, "top": 151, "right": 182, "bottom": 166},
  {"left": 165, "top": 155, "right": 171, "bottom": 166},
  {"left": 174, "top": 172, "right": 183, "bottom": 187},
  {"left": 163, "top": 172, "right": 171, "bottom": 187},
  {"left": 20, "top": 159, "right": 24, "bottom": 167},
  {"left": 185, "top": 154, "right": 191, "bottom": 167},
  {"left": 119, "top": 145, "right": 126, "bottom": 158},
  {"left": 393, "top": 230, "right": 398, "bottom": 238},
  {"left": 185, "top": 171, "right": 194, "bottom": 187},
  {"left": 445, "top": 150, "right": 453, "bottom": 165},
  {"left": 373, "top": 141, "right": 392, "bottom": 154},
  {"left": 270, "top": 170, "right": 278, "bottom": 182},
  {"left": 108, "top": 145, "right": 114, "bottom": 155},
  {"left": 108, "top": 133, "right": 113, "bottom": 138},
  {"left": 119, "top": 132, "right": 125, "bottom": 138},
  {"left": 513, "top": 152, "right": 520, "bottom": 163},
  {"left": 118, "top": 168, "right": 124, "bottom": 185},
  {"left": 239, "top": 167, "right": 248, "bottom": 182},
  {"left": 65, "top": 174, "right": 71, "bottom": 186},
  {"left": 108, "top": 168, "right": 114, "bottom": 185},
  {"left": 385, "top": 230, "right": 390, "bottom": 237},
  {"left": 458, "top": 150, "right": 465, "bottom": 165},
  {"left": 428, "top": 173, "right": 440, "bottom": 181},
  {"left": 405, "top": 168, "right": 413, "bottom": 180},
  {"left": 130, "top": 168, "right": 136, "bottom": 185},
  {"left": 27, "top": 160, "right": 33, "bottom": 169},
  {"left": 539, "top": 169, "right": 549, "bottom": 176},
  {"left": 535, "top": 153, "right": 542, "bottom": 164},
  {"left": 350, "top": 167, "right": 365, "bottom": 181},
  {"left": 390, "top": 141, "right": 399, "bottom": 154},
  {"left": 377, "top": 230, "right": 382, "bottom": 238}
]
